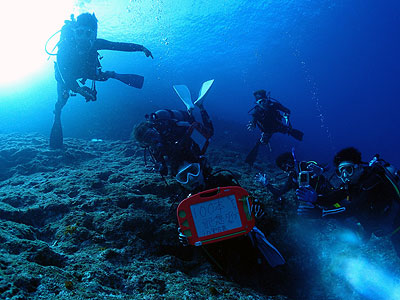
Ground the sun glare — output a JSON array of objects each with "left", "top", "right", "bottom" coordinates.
[{"left": 0, "top": 1, "right": 77, "bottom": 87}]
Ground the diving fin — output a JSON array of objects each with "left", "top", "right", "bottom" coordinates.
[
  {"left": 289, "top": 128, "right": 304, "bottom": 141},
  {"left": 194, "top": 79, "right": 214, "bottom": 107},
  {"left": 50, "top": 116, "right": 63, "bottom": 149},
  {"left": 249, "top": 226, "right": 285, "bottom": 267},
  {"left": 113, "top": 73, "right": 144, "bottom": 89},
  {"left": 245, "top": 140, "right": 261, "bottom": 166},
  {"left": 173, "top": 84, "right": 195, "bottom": 111}
]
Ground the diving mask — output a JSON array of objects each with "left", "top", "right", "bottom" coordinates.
[
  {"left": 336, "top": 161, "right": 357, "bottom": 183},
  {"left": 74, "top": 26, "right": 96, "bottom": 39},
  {"left": 176, "top": 163, "right": 201, "bottom": 185}
]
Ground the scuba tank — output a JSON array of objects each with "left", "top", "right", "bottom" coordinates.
[{"left": 369, "top": 154, "right": 400, "bottom": 200}]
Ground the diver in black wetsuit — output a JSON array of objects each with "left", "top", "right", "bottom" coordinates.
[
  {"left": 245, "top": 90, "right": 304, "bottom": 165},
  {"left": 50, "top": 12, "right": 153, "bottom": 149},
  {"left": 133, "top": 104, "right": 214, "bottom": 177},
  {"left": 297, "top": 147, "right": 400, "bottom": 256},
  {"left": 256, "top": 151, "right": 332, "bottom": 213}
]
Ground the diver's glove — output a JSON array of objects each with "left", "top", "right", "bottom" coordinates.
[
  {"left": 246, "top": 121, "right": 255, "bottom": 131},
  {"left": 296, "top": 186, "right": 317, "bottom": 204},
  {"left": 255, "top": 173, "right": 268, "bottom": 186},
  {"left": 77, "top": 86, "right": 97, "bottom": 102},
  {"left": 251, "top": 199, "right": 265, "bottom": 219},
  {"left": 307, "top": 164, "right": 324, "bottom": 178},
  {"left": 142, "top": 46, "right": 154, "bottom": 59},
  {"left": 178, "top": 228, "right": 189, "bottom": 246},
  {"left": 297, "top": 202, "right": 321, "bottom": 218}
]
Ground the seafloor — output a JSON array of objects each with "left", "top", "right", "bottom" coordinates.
[{"left": 0, "top": 133, "right": 399, "bottom": 300}]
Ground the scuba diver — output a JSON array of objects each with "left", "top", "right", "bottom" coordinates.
[
  {"left": 175, "top": 161, "right": 286, "bottom": 294},
  {"left": 48, "top": 12, "right": 153, "bottom": 149},
  {"left": 245, "top": 90, "right": 304, "bottom": 166},
  {"left": 133, "top": 80, "right": 214, "bottom": 177},
  {"left": 296, "top": 147, "right": 400, "bottom": 256},
  {"left": 255, "top": 150, "right": 332, "bottom": 214}
]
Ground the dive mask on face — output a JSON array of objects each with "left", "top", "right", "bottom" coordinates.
[
  {"left": 176, "top": 163, "right": 201, "bottom": 185},
  {"left": 74, "top": 26, "right": 96, "bottom": 39},
  {"left": 336, "top": 161, "right": 356, "bottom": 183}
]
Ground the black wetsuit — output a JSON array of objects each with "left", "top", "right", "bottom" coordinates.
[
  {"left": 316, "top": 166, "right": 400, "bottom": 255},
  {"left": 267, "top": 163, "right": 332, "bottom": 205},
  {"left": 55, "top": 38, "right": 145, "bottom": 111},
  {"left": 250, "top": 100, "right": 291, "bottom": 144},
  {"left": 148, "top": 109, "right": 214, "bottom": 176}
]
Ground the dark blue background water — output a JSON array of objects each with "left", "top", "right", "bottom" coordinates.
[{"left": 1, "top": 0, "right": 399, "bottom": 167}]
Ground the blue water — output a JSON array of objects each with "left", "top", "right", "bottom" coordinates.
[
  {"left": 0, "top": 1, "right": 400, "bottom": 298},
  {"left": 0, "top": 0, "right": 399, "bottom": 166}
]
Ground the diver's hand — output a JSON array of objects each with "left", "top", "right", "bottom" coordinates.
[
  {"left": 178, "top": 228, "right": 189, "bottom": 246},
  {"left": 246, "top": 121, "right": 255, "bottom": 131},
  {"left": 250, "top": 199, "right": 265, "bottom": 219},
  {"left": 151, "top": 162, "right": 168, "bottom": 176},
  {"left": 297, "top": 202, "right": 321, "bottom": 218},
  {"left": 77, "top": 86, "right": 96, "bottom": 102},
  {"left": 307, "top": 164, "right": 324, "bottom": 177},
  {"left": 142, "top": 46, "right": 153, "bottom": 59},
  {"left": 296, "top": 186, "right": 317, "bottom": 203},
  {"left": 255, "top": 173, "right": 268, "bottom": 186}
]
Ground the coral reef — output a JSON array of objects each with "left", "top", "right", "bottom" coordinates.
[{"left": 0, "top": 133, "right": 399, "bottom": 299}]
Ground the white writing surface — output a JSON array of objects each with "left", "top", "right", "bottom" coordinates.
[{"left": 190, "top": 195, "right": 242, "bottom": 238}]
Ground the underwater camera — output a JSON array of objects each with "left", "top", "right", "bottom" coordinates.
[{"left": 298, "top": 171, "right": 310, "bottom": 187}]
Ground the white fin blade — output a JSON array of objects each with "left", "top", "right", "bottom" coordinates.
[
  {"left": 194, "top": 79, "right": 214, "bottom": 107},
  {"left": 173, "top": 84, "right": 194, "bottom": 111}
]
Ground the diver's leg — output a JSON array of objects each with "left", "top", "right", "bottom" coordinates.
[
  {"left": 277, "top": 123, "right": 304, "bottom": 141},
  {"left": 260, "top": 132, "right": 272, "bottom": 145},
  {"left": 288, "top": 128, "right": 304, "bottom": 141},
  {"left": 50, "top": 82, "right": 69, "bottom": 149},
  {"left": 197, "top": 106, "right": 214, "bottom": 139},
  {"left": 99, "top": 71, "right": 144, "bottom": 89}
]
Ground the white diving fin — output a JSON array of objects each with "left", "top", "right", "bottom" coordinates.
[
  {"left": 173, "top": 85, "right": 195, "bottom": 111},
  {"left": 194, "top": 79, "right": 214, "bottom": 107}
]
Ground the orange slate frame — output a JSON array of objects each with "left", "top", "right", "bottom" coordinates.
[{"left": 177, "top": 186, "right": 255, "bottom": 246}]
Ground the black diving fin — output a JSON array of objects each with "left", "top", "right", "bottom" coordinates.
[
  {"left": 245, "top": 140, "right": 261, "bottom": 166},
  {"left": 289, "top": 128, "right": 304, "bottom": 141},
  {"left": 50, "top": 116, "right": 63, "bottom": 149},
  {"left": 249, "top": 226, "right": 285, "bottom": 267},
  {"left": 113, "top": 73, "right": 144, "bottom": 89}
]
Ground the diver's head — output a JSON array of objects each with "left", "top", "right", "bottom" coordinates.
[
  {"left": 253, "top": 89, "right": 267, "bottom": 101},
  {"left": 175, "top": 162, "right": 204, "bottom": 190},
  {"left": 133, "top": 121, "right": 161, "bottom": 147},
  {"left": 334, "top": 147, "right": 363, "bottom": 184},
  {"left": 276, "top": 152, "right": 295, "bottom": 172},
  {"left": 74, "top": 13, "right": 97, "bottom": 50},
  {"left": 254, "top": 89, "right": 272, "bottom": 110}
]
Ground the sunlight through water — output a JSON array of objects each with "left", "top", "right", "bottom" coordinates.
[{"left": 0, "top": 0, "right": 76, "bottom": 87}]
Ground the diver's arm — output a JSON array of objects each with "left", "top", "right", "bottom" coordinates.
[
  {"left": 151, "top": 147, "right": 168, "bottom": 176},
  {"left": 60, "top": 75, "right": 96, "bottom": 101},
  {"left": 272, "top": 101, "right": 291, "bottom": 115},
  {"left": 198, "top": 108, "right": 214, "bottom": 139},
  {"left": 316, "top": 189, "right": 347, "bottom": 207},
  {"left": 267, "top": 181, "right": 290, "bottom": 197},
  {"left": 95, "top": 39, "right": 153, "bottom": 58},
  {"left": 315, "top": 189, "right": 355, "bottom": 218}
]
